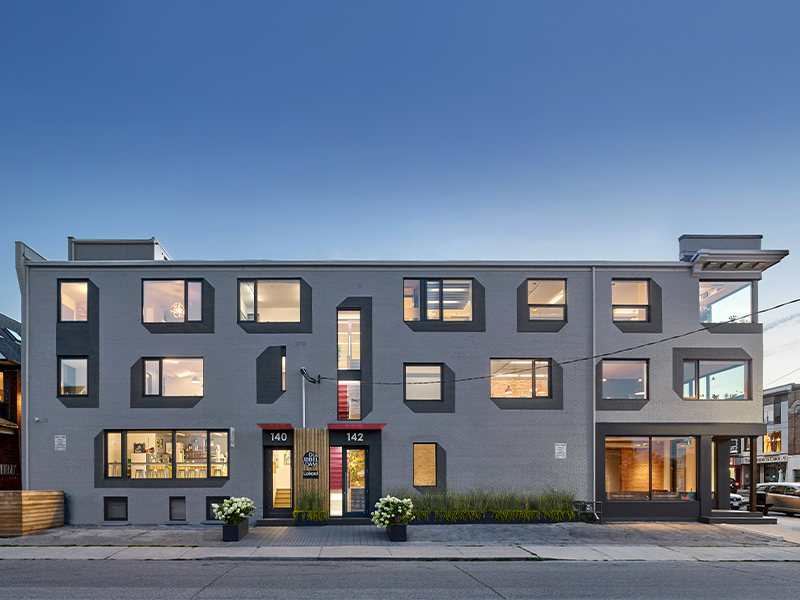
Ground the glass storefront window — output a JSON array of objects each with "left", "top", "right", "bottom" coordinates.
[
  {"left": 605, "top": 437, "right": 651, "bottom": 500},
  {"left": 699, "top": 281, "right": 752, "bottom": 323},
  {"left": 650, "top": 438, "right": 697, "bottom": 500},
  {"left": 601, "top": 361, "right": 647, "bottom": 400},
  {"left": 107, "top": 432, "right": 122, "bottom": 477},
  {"left": 108, "top": 430, "right": 228, "bottom": 480},
  {"left": 60, "top": 281, "right": 88, "bottom": 321},
  {"left": 127, "top": 431, "right": 172, "bottom": 479},
  {"left": 605, "top": 436, "right": 697, "bottom": 501},
  {"left": 337, "top": 310, "right": 361, "bottom": 370},
  {"left": 176, "top": 431, "right": 208, "bottom": 478},
  {"left": 210, "top": 431, "right": 229, "bottom": 477}
]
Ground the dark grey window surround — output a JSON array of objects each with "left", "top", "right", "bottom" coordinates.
[
  {"left": 404, "top": 278, "right": 485, "bottom": 332},
  {"left": 612, "top": 278, "right": 663, "bottom": 334},
  {"left": 595, "top": 359, "right": 650, "bottom": 411},
  {"left": 337, "top": 297, "right": 372, "bottom": 419},
  {"left": 672, "top": 347, "right": 752, "bottom": 402},
  {"left": 257, "top": 346, "right": 286, "bottom": 404},
  {"left": 404, "top": 363, "right": 455, "bottom": 414},
  {"left": 237, "top": 278, "right": 312, "bottom": 334},
  {"left": 516, "top": 279, "right": 568, "bottom": 333},
  {"left": 103, "top": 497, "right": 128, "bottom": 522},
  {"left": 56, "top": 279, "right": 99, "bottom": 408},
  {"left": 413, "top": 442, "right": 447, "bottom": 493},
  {"left": 169, "top": 496, "right": 186, "bottom": 521},
  {"left": 130, "top": 357, "right": 204, "bottom": 409},
  {"left": 94, "top": 431, "right": 230, "bottom": 488},
  {"left": 492, "top": 360, "right": 563, "bottom": 411},
  {"left": 141, "top": 279, "right": 215, "bottom": 334},
  {"left": 206, "top": 496, "right": 231, "bottom": 521}
]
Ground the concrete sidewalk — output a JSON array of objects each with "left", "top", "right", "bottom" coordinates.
[{"left": 1, "top": 522, "right": 797, "bottom": 562}]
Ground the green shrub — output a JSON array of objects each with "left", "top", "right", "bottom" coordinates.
[
  {"left": 386, "top": 488, "right": 574, "bottom": 514},
  {"left": 294, "top": 489, "right": 325, "bottom": 512}
]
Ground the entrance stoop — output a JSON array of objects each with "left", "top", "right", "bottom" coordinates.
[{"left": 701, "top": 510, "right": 778, "bottom": 525}]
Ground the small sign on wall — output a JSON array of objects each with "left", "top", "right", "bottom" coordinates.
[
  {"left": 303, "top": 471, "right": 319, "bottom": 479},
  {"left": 555, "top": 443, "right": 566, "bottom": 459},
  {"left": 55, "top": 435, "right": 66, "bottom": 451}
]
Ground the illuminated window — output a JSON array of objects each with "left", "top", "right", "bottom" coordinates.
[
  {"left": 490, "top": 359, "right": 551, "bottom": 398},
  {"left": 239, "top": 280, "right": 300, "bottom": 322},
  {"left": 337, "top": 381, "right": 361, "bottom": 420},
  {"left": 59, "top": 357, "right": 87, "bottom": 395},
  {"left": 764, "top": 431, "right": 781, "bottom": 453},
  {"left": 404, "top": 279, "right": 472, "bottom": 322},
  {"left": 60, "top": 281, "right": 88, "bottom": 322},
  {"left": 699, "top": 281, "right": 752, "bottom": 323},
  {"left": 601, "top": 360, "right": 647, "bottom": 400},
  {"left": 683, "top": 360, "right": 749, "bottom": 400},
  {"left": 143, "top": 280, "right": 202, "bottom": 323},
  {"left": 144, "top": 358, "right": 203, "bottom": 397},
  {"left": 612, "top": 280, "right": 649, "bottom": 322},
  {"left": 338, "top": 310, "right": 361, "bottom": 370},
  {"left": 527, "top": 280, "right": 566, "bottom": 321},
  {"left": 605, "top": 437, "right": 697, "bottom": 501}
]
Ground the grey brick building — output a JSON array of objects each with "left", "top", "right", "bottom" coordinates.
[{"left": 14, "top": 234, "right": 788, "bottom": 523}]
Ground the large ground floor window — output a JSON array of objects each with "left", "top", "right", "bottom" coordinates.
[
  {"left": 605, "top": 436, "right": 697, "bottom": 501},
  {"left": 106, "top": 430, "right": 228, "bottom": 479}
]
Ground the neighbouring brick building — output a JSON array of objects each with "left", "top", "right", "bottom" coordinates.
[{"left": 0, "top": 312, "right": 22, "bottom": 489}]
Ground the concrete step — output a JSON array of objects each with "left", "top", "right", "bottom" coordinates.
[
  {"left": 256, "top": 518, "right": 294, "bottom": 527},
  {"left": 702, "top": 510, "right": 777, "bottom": 525}
]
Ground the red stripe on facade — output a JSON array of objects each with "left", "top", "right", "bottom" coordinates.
[
  {"left": 257, "top": 423, "right": 294, "bottom": 430},
  {"left": 327, "top": 423, "right": 387, "bottom": 430}
]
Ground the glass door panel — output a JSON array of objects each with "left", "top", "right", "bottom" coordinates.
[
  {"left": 271, "top": 449, "right": 292, "bottom": 510},
  {"left": 329, "top": 447, "right": 343, "bottom": 517},
  {"left": 346, "top": 449, "right": 367, "bottom": 515}
]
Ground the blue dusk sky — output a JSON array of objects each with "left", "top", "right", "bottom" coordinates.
[{"left": 1, "top": 1, "right": 798, "bottom": 386}]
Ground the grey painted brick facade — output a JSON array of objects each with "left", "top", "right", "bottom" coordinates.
[{"left": 15, "top": 236, "right": 786, "bottom": 524}]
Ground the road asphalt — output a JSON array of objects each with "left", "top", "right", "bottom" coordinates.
[{"left": 1, "top": 520, "right": 797, "bottom": 562}]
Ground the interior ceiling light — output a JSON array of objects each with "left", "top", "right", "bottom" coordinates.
[
  {"left": 170, "top": 302, "right": 185, "bottom": 319},
  {"left": 191, "top": 376, "right": 201, "bottom": 384},
  {"left": 505, "top": 386, "right": 513, "bottom": 395}
]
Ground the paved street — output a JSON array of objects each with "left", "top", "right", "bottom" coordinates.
[{"left": 0, "top": 560, "right": 797, "bottom": 599}]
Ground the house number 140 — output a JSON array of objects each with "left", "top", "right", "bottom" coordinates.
[{"left": 271, "top": 432, "right": 288, "bottom": 442}]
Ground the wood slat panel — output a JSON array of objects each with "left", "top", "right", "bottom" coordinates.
[
  {"left": 0, "top": 491, "right": 65, "bottom": 536},
  {"left": 293, "top": 428, "right": 330, "bottom": 512}
]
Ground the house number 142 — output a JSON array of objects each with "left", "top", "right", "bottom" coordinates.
[{"left": 347, "top": 433, "right": 364, "bottom": 442}]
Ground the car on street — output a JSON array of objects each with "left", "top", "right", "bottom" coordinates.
[
  {"left": 730, "top": 493, "right": 744, "bottom": 510},
  {"left": 757, "top": 483, "right": 800, "bottom": 515}
]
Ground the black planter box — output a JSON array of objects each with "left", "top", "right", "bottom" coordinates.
[
  {"left": 222, "top": 520, "right": 249, "bottom": 541},
  {"left": 411, "top": 511, "right": 579, "bottom": 525},
  {"left": 386, "top": 524, "right": 407, "bottom": 541}
]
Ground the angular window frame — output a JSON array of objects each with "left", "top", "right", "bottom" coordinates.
[
  {"left": 143, "top": 357, "right": 204, "bottom": 398},
  {"left": 526, "top": 279, "right": 567, "bottom": 322},
  {"left": 682, "top": 359, "right": 750, "bottom": 401},
  {"left": 238, "top": 279, "right": 301, "bottom": 323},
  {"left": 600, "top": 360, "right": 649, "bottom": 401},
  {"left": 612, "top": 279, "right": 650, "bottom": 322},
  {"left": 699, "top": 280, "right": 753, "bottom": 324},
  {"left": 142, "top": 279, "right": 204, "bottom": 324},
  {"left": 58, "top": 280, "right": 89, "bottom": 322},
  {"left": 404, "top": 364, "right": 444, "bottom": 402},
  {"left": 58, "top": 356, "right": 88, "bottom": 396}
]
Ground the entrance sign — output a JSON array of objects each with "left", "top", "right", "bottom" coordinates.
[
  {"left": 303, "top": 470, "right": 319, "bottom": 479},
  {"left": 555, "top": 443, "right": 567, "bottom": 459},
  {"left": 303, "top": 451, "right": 319, "bottom": 468}
]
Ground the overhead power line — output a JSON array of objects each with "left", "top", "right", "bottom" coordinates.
[{"left": 315, "top": 296, "right": 800, "bottom": 386}]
